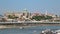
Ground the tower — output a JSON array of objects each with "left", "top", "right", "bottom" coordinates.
[
  {"left": 23, "top": 8, "right": 30, "bottom": 18},
  {"left": 45, "top": 10, "right": 48, "bottom": 15}
]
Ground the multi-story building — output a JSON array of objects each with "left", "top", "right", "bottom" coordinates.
[
  {"left": 4, "top": 9, "right": 32, "bottom": 21},
  {"left": 4, "top": 10, "right": 60, "bottom": 22}
]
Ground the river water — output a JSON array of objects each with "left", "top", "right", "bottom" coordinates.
[{"left": 0, "top": 26, "right": 60, "bottom": 34}]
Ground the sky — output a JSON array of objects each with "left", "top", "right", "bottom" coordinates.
[{"left": 0, "top": 0, "right": 60, "bottom": 15}]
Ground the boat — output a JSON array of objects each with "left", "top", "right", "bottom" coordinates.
[
  {"left": 40, "top": 29, "right": 55, "bottom": 34},
  {"left": 55, "top": 30, "right": 60, "bottom": 34},
  {"left": 19, "top": 27, "right": 24, "bottom": 29}
]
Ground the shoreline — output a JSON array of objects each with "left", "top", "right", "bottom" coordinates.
[
  {"left": 0, "top": 22, "right": 60, "bottom": 29},
  {"left": 0, "top": 23, "right": 60, "bottom": 29}
]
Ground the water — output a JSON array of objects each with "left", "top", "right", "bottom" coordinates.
[{"left": 0, "top": 26, "right": 60, "bottom": 34}]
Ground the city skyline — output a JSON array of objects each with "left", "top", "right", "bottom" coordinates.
[{"left": 0, "top": 0, "right": 60, "bottom": 15}]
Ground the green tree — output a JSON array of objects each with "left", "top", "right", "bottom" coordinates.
[
  {"left": 31, "top": 15, "right": 52, "bottom": 21},
  {"left": 32, "top": 16, "right": 45, "bottom": 21},
  {"left": 45, "top": 16, "right": 52, "bottom": 19},
  {"left": 8, "top": 15, "right": 18, "bottom": 19},
  {"left": 8, "top": 15, "right": 14, "bottom": 19}
]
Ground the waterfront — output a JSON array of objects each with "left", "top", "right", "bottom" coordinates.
[{"left": 0, "top": 26, "right": 60, "bottom": 34}]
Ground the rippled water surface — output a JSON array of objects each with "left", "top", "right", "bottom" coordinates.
[{"left": 0, "top": 26, "right": 60, "bottom": 34}]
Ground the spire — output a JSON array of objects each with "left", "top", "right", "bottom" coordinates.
[{"left": 45, "top": 10, "right": 48, "bottom": 15}]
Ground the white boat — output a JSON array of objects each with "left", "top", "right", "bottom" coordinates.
[
  {"left": 55, "top": 30, "right": 60, "bottom": 34},
  {"left": 19, "top": 27, "right": 24, "bottom": 29},
  {"left": 41, "top": 29, "right": 60, "bottom": 34},
  {"left": 40, "top": 29, "right": 55, "bottom": 34}
]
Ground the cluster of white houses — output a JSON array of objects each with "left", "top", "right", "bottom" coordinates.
[{"left": 0, "top": 9, "right": 60, "bottom": 22}]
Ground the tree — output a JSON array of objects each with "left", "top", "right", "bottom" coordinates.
[
  {"left": 45, "top": 16, "right": 52, "bottom": 19},
  {"left": 32, "top": 16, "right": 45, "bottom": 21},
  {"left": 31, "top": 15, "right": 52, "bottom": 21},
  {"left": 8, "top": 15, "right": 14, "bottom": 19},
  {"left": 8, "top": 15, "right": 18, "bottom": 19}
]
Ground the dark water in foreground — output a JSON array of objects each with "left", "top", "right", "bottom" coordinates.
[{"left": 0, "top": 26, "right": 60, "bottom": 34}]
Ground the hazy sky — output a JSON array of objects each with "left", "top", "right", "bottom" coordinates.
[{"left": 0, "top": 0, "right": 60, "bottom": 15}]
